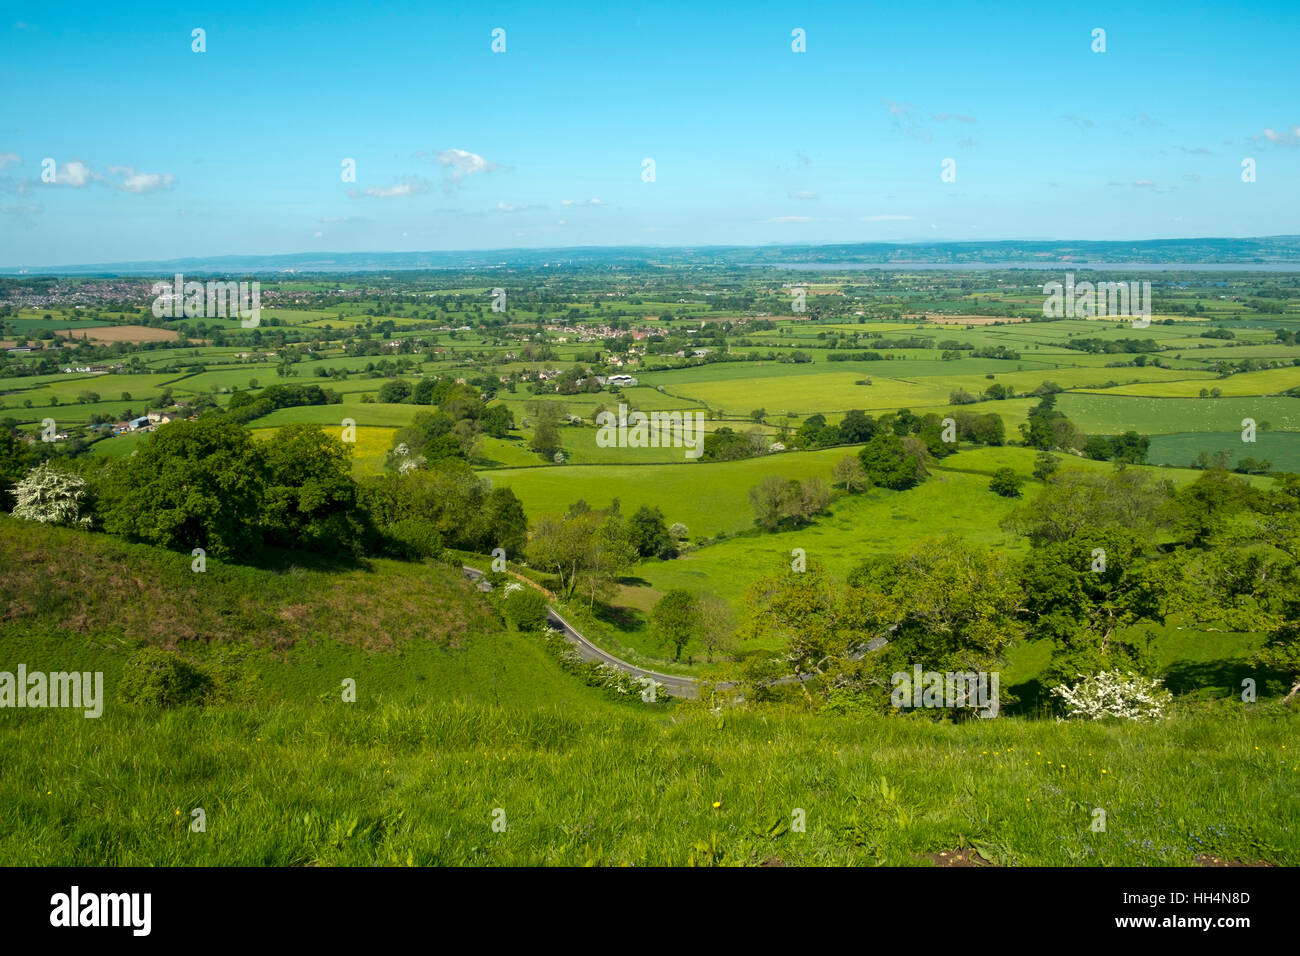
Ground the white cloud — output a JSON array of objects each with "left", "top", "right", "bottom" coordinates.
[
  {"left": 350, "top": 176, "right": 430, "bottom": 198},
  {"left": 107, "top": 165, "right": 175, "bottom": 193},
  {"left": 882, "top": 100, "right": 930, "bottom": 142},
  {"left": 57, "top": 160, "right": 96, "bottom": 186},
  {"left": 0, "top": 202, "right": 41, "bottom": 222},
  {"left": 787, "top": 189, "right": 816, "bottom": 200},
  {"left": 433, "top": 148, "right": 502, "bottom": 190},
  {"left": 932, "top": 112, "right": 976, "bottom": 124},
  {"left": 0, "top": 152, "right": 20, "bottom": 169},
  {"left": 1256, "top": 125, "right": 1300, "bottom": 146},
  {"left": 560, "top": 197, "right": 605, "bottom": 206}
]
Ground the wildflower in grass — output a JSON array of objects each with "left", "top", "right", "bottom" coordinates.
[{"left": 712, "top": 800, "right": 722, "bottom": 809}]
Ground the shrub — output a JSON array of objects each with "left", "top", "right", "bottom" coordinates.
[
  {"left": 11, "top": 462, "right": 95, "bottom": 528},
  {"left": 118, "top": 648, "right": 217, "bottom": 708},
  {"left": 988, "top": 467, "right": 1024, "bottom": 498},
  {"left": 384, "top": 518, "right": 443, "bottom": 560},
  {"left": 503, "top": 586, "right": 549, "bottom": 631},
  {"left": 1050, "top": 670, "right": 1172, "bottom": 721}
]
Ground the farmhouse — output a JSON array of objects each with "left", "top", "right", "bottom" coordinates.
[{"left": 607, "top": 374, "right": 638, "bottom": 387}]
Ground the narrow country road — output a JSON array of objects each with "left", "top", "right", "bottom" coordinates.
[
  {"left": 461, "top": 566, "right": 889, "bottom": 701},
  {"left": 462, "top": 566, "right": 701, "bottom": 698}
]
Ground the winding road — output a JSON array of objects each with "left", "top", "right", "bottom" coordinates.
[
  {"left": 462, "top": 566, "right": 889, "bottom": 701},
  {"left": 462, "top": 566, "right": 701, "bottom": 698}
]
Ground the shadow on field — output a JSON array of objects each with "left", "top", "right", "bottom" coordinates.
[
  {"left": 1163, "top": 659, "right": 1291, "bottom": 699},
  {"left": 591, "top": 600, "right": 645, "bottom": 632},
  {"left": 238, "top": 544, "right": 373, "bottom": 575},
  {"left": 1006, "top": 677, "right": 1062, "bottom": 717}
]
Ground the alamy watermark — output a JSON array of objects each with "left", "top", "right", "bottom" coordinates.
[
  {"left": 595, "top": 403, "right": 705, "bottom": 459},
  {"left": 891, "top": 664, "right": 999, "bottom": 717},
  {"left": 1, "top": 665, "right": 103, "bottom": 718},
  {"left": 1043, "top": 273, "right": 1150, "bottom": 327},
  {"left": 151, "top": 273, "right": 261, "bottom": 327},
  {"left": 50, "top": 886, "right": 150, "bottom": 936}
]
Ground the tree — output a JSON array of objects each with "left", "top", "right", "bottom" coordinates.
[
  {"left": 527, "top": 505, "right": 634, "bottom": 606},
  {"left": 1018, "top": 528, "right": 1167, "bottom": 684},
  {"left": 97, "top": 417, "right": 267, "bottom": 558},
  {"left": 1083, "top": 434, "right": 1113, "bottom": 461},
  {"left": 388, "top": 410, "right": 462, "bottom": 467},
  {"left": 988, "top": 467, "right": 1024, "bottom": 498},
  {"left": 652, "top": 589, "right": 698, "bottom": 661},
  {"left": 749, "top": 476, "right": 830, "bottom": 531},
  {"left": 378, "top": 379, "right": 411, "bottom": 403},
  {"left": 0, "top": 428, "right": 33, "bottom": 511},
  {"left": 1032, "top": 452, "right": 1060, "bottom": 482},
  {"left": 261, "top": 423, "right": 366, "bottom": 555},
  {"left": 11, "top": 462, "right": 94, "bottom": 528},
  {"left": 528, "top": 403, "right": 564, "bottom": 459},
  {"left": 846, "top": 537, "right": 1027, "bottom": 700},
  {"left": 577, "top": 510, "right": 638, "bottom": 609},
  {"left": 832, "top": 455, "right": 870, "bottom": 492},
  {"left": 629, "top": 505, "right": 673, "bottom": 559},
  {"left": 482, "top": 403, "right": 513, "bottom": 438},
  {"left": 1109, "top": 430, "right": 1150, "bottom": 465},
  {"left": 696, "top": 593, "right": 738, "bottom": 663},
  {"left": 743, "top": 539, "right": 1025, "bottom": 710},
  {"left": 1003, "top": 469, "right": 1173, "bottom": 546},
  {"left": 858, "top": 430, "right": 925, "bottom": 490},
  {"left": 750, "top": 476, "right": 799, "bottom": 531},
  {"left": 839, "top": 409, "right": 875, "bottom": 443},
  {"left": 360, "top": 461, "right": 526, "bottom": 557},
  {"left": 411, "top": 377, "right": 438, "bottom": 405}
]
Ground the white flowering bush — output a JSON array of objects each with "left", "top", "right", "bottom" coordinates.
[
  {"left": 1050, "top": 670, "right": 1172, "bottom": 721},
  {"left": 385, "top": 442, "right": 427, "bottom": 474},
  {"left": 12, "top": 462, "right": 94, "bottom": 528}
]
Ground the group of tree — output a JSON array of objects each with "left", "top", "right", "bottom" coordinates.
[
  {"left": 385, "top": 385, "right": 513, "bottom": 469},
  {"left": 225, "top": 382, "right": 340, "bottom": 424},
  {"left": 736, "top": 466, "right": 1300, "bottom": 710},
  {"left": 1083, "top": 430, "right": 1150, "bottom": 464},
  {"left": 526, "top": 500, "right": 638, "bottom": 608},
  {"left": 748, "top": 476, "right": 833, "bottom": 531},
  {"left": 1, "top": 416, "right": 528, "bottom": 566}
]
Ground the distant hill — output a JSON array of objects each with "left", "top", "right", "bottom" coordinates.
[{"left": 7, "top": 236, "right": 1300, "bottom": 275}]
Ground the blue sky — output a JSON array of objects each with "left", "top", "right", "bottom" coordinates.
[{"left": 1, "top": 1, "right": 1297, "bottom": 267}]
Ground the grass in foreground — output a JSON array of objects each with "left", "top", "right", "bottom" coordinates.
[{"left": 1, "top": 699, "right": 1296, "bottom": 866}]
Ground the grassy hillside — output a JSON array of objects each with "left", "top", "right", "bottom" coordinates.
[
  {"left": 0, "top": 517, "right": 595, "bottom": 708},
  {"left": 1, "top": 517, "right": 1296, "bottom": 867}
]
